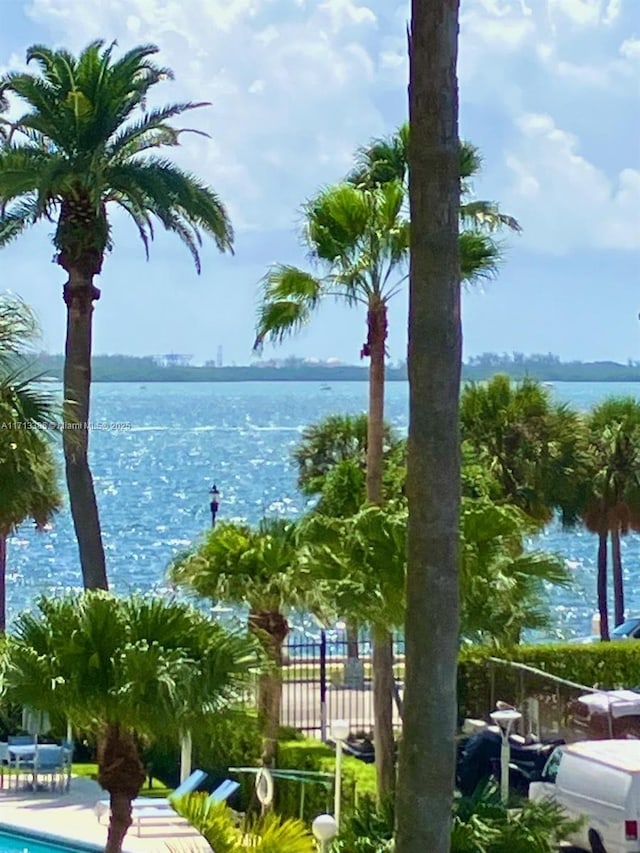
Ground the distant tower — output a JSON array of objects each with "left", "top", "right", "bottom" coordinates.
[{"left": 217, "top": 345, "right": 223, "bottom": 368}]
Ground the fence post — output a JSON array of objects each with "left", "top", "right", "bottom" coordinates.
[{"left": 320, "top": 630, "right": 327, "bottom": 742}]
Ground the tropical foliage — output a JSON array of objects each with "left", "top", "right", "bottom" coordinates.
[
  {"left": 0, "top": 41, "right": 234, "bottom": 590},
  {"left": 581, "top": 398, "right": 640, "bottom": 638},
  {"left": 460, "top": 375, "right": 585, "bottom": 527},
  {"left": 171, "top": 795, "right": 316, "bottom": 853},
  {"left": 169, "top": 518, "right": 312, "bottom": 765},
  {"left": 1, "top": 592, "right": 258, "bottom": 853},
  {"left": 460, "top": 500, "right": 569, "bottom": 645},
  {"left": 0, "top": 293, "right": 61, "bottom": 632},
  {"left": 330, "top": 786, "right": 578, "bottom": 852}
]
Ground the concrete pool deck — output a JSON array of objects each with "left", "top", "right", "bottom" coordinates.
[{"left": 0, "top": 776, "right": 207, "bottom": 851}]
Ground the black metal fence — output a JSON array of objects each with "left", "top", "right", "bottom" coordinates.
[{"left": 281, "top": 631, "right": 404, "bottom": 738}]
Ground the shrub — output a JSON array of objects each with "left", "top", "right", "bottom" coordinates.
[{"left": 276, "top": 738, "right": 377, "bottom": 822}]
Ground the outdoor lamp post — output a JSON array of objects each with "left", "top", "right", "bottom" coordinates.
[
  {"left": 490, "top": 707, "right": 522, "bottom": 805},
  {"left": 330, "top": 718, "right": 349, "bottom": 829},
  {"left": 312, "top": 814, "right": 338, "bottom": 853}
]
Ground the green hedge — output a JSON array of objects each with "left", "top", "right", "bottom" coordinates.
[
  {"left": 276, "top": 737, "right": 377, "bottom": 822},
  {"left": 458, "top": 642, "right": 640, "bottom": 721}
]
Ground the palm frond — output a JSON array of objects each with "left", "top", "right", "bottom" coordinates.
[
  {"left": 459, "top": 231, "right": 503, "bottom": 283},
  {"left": 461, "top": 200, "right": 521, "bottom": 233},
  {"left": 254, "top": 266, "right": 323, "bottom": 350}
]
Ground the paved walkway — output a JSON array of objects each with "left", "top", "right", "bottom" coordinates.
[{"left": 0, "top": 776, "right": 207, "bottom": 852}]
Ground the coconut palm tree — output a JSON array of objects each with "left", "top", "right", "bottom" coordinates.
[
  {"left": 395, "top": 2, "right": 461, "bottom": 851},
  {"left": 582, "top": 398, "right": 640, "bottom": 638},
  {"left": 2, "top": 592, "right": 257, "bottom": 853},
  {"left": 0, "top": 41, "right": 234, "bottom": 590},
  {"left": 0, "top": 293, "right": 62, "bottom": 632},
  {"left": 169, "top": 518, "right": 312, "bottom": 766}
]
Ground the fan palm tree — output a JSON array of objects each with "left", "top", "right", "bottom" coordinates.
[
  {"left": 349, "top": 123, "right": 520, "bottom": 242},
  {"left": 1, "top": 592, "right": 258, "bottom": 853},
  {"left": 459, "top": 375, "right": 586, "bottom": 529},
  {"left": 0, "top": 293, "right": 62, "bottom": 632},
  {"left": 582, "top": 398, "right": 640, "bottom": 639},
  {"left": 169, "top": 518, "right": 312, "bottom": 766},
  {"left": 395, "top": 3, "right": 462, "bottom": 851},
  {"left": 0, "top": 41, "right": 234, "bottom": 590}
]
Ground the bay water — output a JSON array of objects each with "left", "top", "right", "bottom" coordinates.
[{"left": 7, "top": 381, "right": 640, "bottom": 639}]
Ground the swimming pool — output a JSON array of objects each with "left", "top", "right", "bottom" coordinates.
[{"left": 0, "top": 828, "right": 100, "bottom": 853}]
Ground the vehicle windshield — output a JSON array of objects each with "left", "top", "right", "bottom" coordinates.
[{"left": 612, "top": 619, "right": 640, "bottom": 637}]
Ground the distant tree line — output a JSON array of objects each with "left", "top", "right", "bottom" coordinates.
[{"left": 33, "top": 352, "right": 640, "bottom": 383}]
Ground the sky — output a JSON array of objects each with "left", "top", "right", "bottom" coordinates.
[{"left": 0, "top": 0, "right": 638, "bottom": 366}]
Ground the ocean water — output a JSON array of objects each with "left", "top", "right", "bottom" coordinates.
[{"left": 6, "top": 380, "right": 640, "bottom": 638}]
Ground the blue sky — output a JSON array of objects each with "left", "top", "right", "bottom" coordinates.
[{"left": 1, "top": 0, "right": 638, "bottom": 365}]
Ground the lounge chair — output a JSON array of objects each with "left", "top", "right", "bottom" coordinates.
[
  {"left": 96, "top": 769, "right": 213, "bottom": 824},
  {"left": 129, "top": 779, "right": 240, "bottom": 836}
]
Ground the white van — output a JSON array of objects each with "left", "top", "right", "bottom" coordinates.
[{"left": 530, "top": 740, "right": 640, "bottom": 853}]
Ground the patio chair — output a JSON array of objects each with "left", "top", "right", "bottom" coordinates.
[
  {"left": 130, "top": 779, "right": 241, "bottom": 837},
  {"left": 6, "top": 737, "right": 37, "bottom": 789},
  {"left": 95, "top": 768, "right": 208, "bottom": 823},
  {"left": 33, "top": 746, "right": 67, "bottom": 792}
]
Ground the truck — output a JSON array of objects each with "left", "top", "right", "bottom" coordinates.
[{"left": 530, "top": 739, "right": 640, "bottom": 853}]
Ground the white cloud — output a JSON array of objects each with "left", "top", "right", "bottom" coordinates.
[
  {"left": 25, "top": 0, "right": 384, "bottom": 230},
  {"left": 547, "top": 0, "right": 620, "bottom": 26},
  {"left": 620, "top": 38, "right": 640, "bottom": 61},
  {"left": 505, "top": 113, "right": 640, "bottom": 252}
]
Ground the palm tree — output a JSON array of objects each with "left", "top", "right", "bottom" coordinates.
[
  {"left": 254, "top": 183, "right": 409, "bottom": 798},
  {"left": 0, "top": 42, "right": 234, "bottom": 590},
  {"left": 2, "top": 592, "right": 257, "bottom": 853},
  {"left": 300, "top": 505, "right": 407, "bottom": 798},
  {"left": 348, "top": 125, "right": 521, "bottom": 276},
  {"left": 582, "top": 398, "right": 640, "bottom": 638},
  {"left": 0, "top": 294, "right": 62, "bottom": 632},
  {"left": 255, "top": 180, "right": 409, "bottom": 509},
  {"left": 169, "top": 518, "right": 311, "bottom": 766},
  {"left": 395, "top": 1, "right": 462, "bottom": 851},
  {"left": 459, "top": 375, "right": 586, "bottom": 528}
]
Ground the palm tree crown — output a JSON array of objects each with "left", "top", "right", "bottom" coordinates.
[{"left": 0, "top": 41, "right": 233, "bottom": 265}]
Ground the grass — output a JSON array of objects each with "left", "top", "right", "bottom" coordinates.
[{"left": 71, "top": 763, "right": 172, "bottom": 797}]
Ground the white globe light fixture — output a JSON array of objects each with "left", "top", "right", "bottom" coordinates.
[
  {"left": 330, "top": 719, "right": 349, "bottom": 829},
  {"left": 312, "top": 813, "right": 338, "bottom": 852},
  {"left": 490, "top": 708, "right": 522, "bottom": 804}
]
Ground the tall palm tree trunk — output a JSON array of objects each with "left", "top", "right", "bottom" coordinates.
[
  {"left": 62, "top": 274, "right": 108, "bottom": 590},
  {"left": 98, "top": 723, "right": 146, "bottom": 853},
  {"left": 366, "top": 299, "right": 396, "bottom": 799},
  {"left": 396, "top": 2, "right": 461, "bottom": 852},
  {"left": 611, "top": 526, "right": 624, "bottom": 627},
  {"left": 372, "top": 626, "right": 396, "bottom": 798},
  {"left": 0, "top": 532, "right": 6, "bottom": 634},
  {"left": 365, "top": 299, "right": 386, "bottom": 504},
  {"left": 597, "top": 530, "right": 610, "bottom": 641}
]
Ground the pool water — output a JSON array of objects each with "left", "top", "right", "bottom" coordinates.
[{"left": 0, "top": 830, "right": 97, "bottom": 853}]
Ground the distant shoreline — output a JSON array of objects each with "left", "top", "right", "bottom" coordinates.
[{"left": 34, "top": 355, "right": 640, "bottom": 384}]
